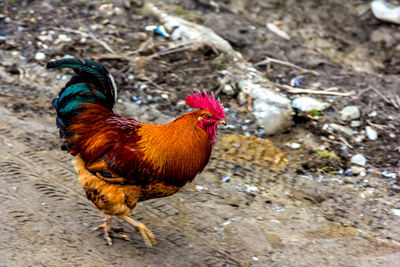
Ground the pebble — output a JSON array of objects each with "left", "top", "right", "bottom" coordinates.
[
  {"left": 382, "top": 172, "right": 398, "bottom": 179},
  {"left": 351, "top": 154, "right": 367, "bottom": 166},
  {"left": 350, "top": 120, "right": 361, "bottom": 128},
  {"left": 57, "top": 34, "right": 72, "bottom": 42},
  {"left": 221, "top": 176, "right": 230, "bottom": 182},
  {"left": 245, "top": 185, "right": 259, "bottom": 194},
  {"left": 35, "top": 52, "right": 46, "bottom": 61},
  {"left": 292, "top": 96, "right": 329, "bottom": 112},
  {"left": 368, "top": 111, "right": 377, "bottom": 117},
  {"left": 195, "top": 185, "right": 207, "bottom": 191},
  {"left": 269, "top": 219, "right": 281, "bottom": 224},
  {"left": 365, "top": 126, "right": 378, "bottom": 140},
  {"left": 237, "top": 91, "right": 248, "bottom": 105},
  {"left": 340, "top": 106, "right": 360, "bottom": 121},
  {"left": 354, "top": 135, "right": 365, "bottom": 143},
  {"left": 371, "top": 0, "right": 400, "bottom": 24},
  {"left": 392, "top": 209, "right": 400, "bottom": 216},
  {"left": 351, "top": 166, "right": 366, "bottom": 176},
  {"left": 286, "top": 142, "right": 301, "bottom": 149},
  {"left": 221, "top": 84, "right": 235, "bottom": 96}
]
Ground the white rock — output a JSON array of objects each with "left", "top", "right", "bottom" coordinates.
[
  {"left": 221, "top": 84, "right": 235, "bottom": 96},
  {"left": 57, "top": 34, "right": 72, "bottom": 42},
  {"left": 354, "top": 135, "right": 365, "bottom": 143},
  {"left": 340, "top": 106, "right": 360, "bottom": 121},
  {"left": 286, "top": 142, "right": 301, "bottom": 149},
  {"left": 382, "top": 172, "right": 398, "bottom": 179},
  {"left": 195, "top": 185, "right": 207, "bottom": 191},
  {"left": 351, "top": 166, "right": 366, "bottom": 176},
  {"left": 368, "top": 111, "right": 377, "bottom": 117},
  {"left": 392, "top": 209, "right": 400, "bottom": 216},
  {"left": 38, "top": 35, "right": 52, "bottom": 42},
  {"left": 365, "top": 126, "right": 378, "bottom": 140},
  {"left": 34, "top": 52, "right": 46, "bottom": 61},
  {"left": 237, "top": 91, "right": 247, "bottom": 105},
  {"left": 371, "top": 0, "right": 400, "bottom": 25},
  {"left": 350, "top": 120, "right": 361, "bottom": 128},
  {"left": 292, "top": 96, "right": 329, "bottom": 112},
  {"left": 239, "top": 80, "right": 292, "bottom": 135},
  {"left": 351, "top": 154, "right": 367, "bottom": 166}
]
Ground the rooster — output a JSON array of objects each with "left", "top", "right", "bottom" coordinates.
[{"left": 47, "top": 58, "right": 226, "bottom": 246}]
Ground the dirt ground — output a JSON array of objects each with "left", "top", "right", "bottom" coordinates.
[{"left": 1, "top": 0, "right": 400, "bottom": 266}]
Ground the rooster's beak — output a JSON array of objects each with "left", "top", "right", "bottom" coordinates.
[{"left": 217, "top": 120, "right": 226, "bottom": 125}]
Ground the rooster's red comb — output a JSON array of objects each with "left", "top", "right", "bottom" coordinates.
[{"left": 186, "top": 90, "right": 225, "bottom": 120}]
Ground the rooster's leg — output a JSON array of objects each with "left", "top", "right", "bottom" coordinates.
[
  {"left": 118, "top": 214, "right": 156, "bottom": 247},
  {"left": 93, "top": 215, "right": 114, "bottom": 245},
  {"left": 93, "top": 215, "right": 132, "bottom": 245}
]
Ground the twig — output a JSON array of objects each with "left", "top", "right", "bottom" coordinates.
[
  {"left": 278, "top": 84, "right": 355, "bottom": 96},
  {"left": 355, "top": 87, "right": 371, "bottom": 99},
  {"left": 126, "top": 38, "right": 154, "bottom": 55},
  {"left": 370, "top": 87, "right": 400, "bottom": 110},
  {"left": 321, "top": 130, "right": 354, "bottom": 149},
  {"left": 53, "top": 27, "right": 115, "bottom": 54},
  {"left": 255, "top": 56, "right": 319, "bottom": 75},
  {"left": 147, "top": 44, "right": 192, "bottom": 60},
  {"left": 93, "top": 53, "right": 136, "bottom": 62},
  {"left": 366, "top": 119, "right": 385, "bottom": 130}
]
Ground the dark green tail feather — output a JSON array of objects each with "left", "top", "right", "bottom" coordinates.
[{"left": 48, "top": 58, "right": 118, "bottom": 149}]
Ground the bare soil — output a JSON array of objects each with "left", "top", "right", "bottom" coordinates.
[{"left": 1, "top": 0, "right": 400, "bottom": 266}]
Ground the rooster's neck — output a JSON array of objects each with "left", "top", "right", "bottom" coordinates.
[{"left": 136, "top": 112, "right": 212, "bottom": 186}]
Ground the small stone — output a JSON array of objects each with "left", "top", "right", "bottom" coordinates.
[
  {"left": 354, "top": 135, "right": 365, "bottom": 143},
  {"left": 392, "top": 209, "right": 400, "bottom": 216},
  {"left": 350, "top": 120, "right": 361, "bottom": 128},
  {"left": 292, "top": 96, "right": 329, "bottom": 112},
  {"left": 245, "top": 185, "right": 259, "bottom": 194},
  {"left": 381, "top": 172, "right": 397, "bottom": 179},
  {"left": 237, "top": 91, "right": 248, "bottom": 105},
  {"left": 269, "top": 219, "right": 281, "bottom": 224},
  {"left": 351, "top": 166, "right": 366, "bottom": 176},
  {"left": 195, "top": 185, "right": 207, "bottom": 191},
  {"left": 57, "top": 34, "right": 72, "bottom": 42},
  {"left": 161, "top": 93, "right": 169, "bottom": 99},
  {"left": 35, "top": 52, "right": 46, "bottom": 61},
  {"left": 365, "top": 126, "right": 378, "bottom": 140},
  {"left": 351, "top": 154, "right": 367, "bottom": 166},
  {"left": 221, "top": 176, "right": 230, "bottom": 182},
  {"left": 222, "top": 84, "right": 235, "bottom": 96},
  {"left": 340, "top": 106, "right": 360, "bottom": 121},
  {"left": 368, "top": 111, "right": 377, "bottom": 117},
  {"left": 286, "top": 142, "right": 300, "bottom": 149}
]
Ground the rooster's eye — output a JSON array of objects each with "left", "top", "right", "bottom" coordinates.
[{"left": 205, "top": 114, "right": 211, "bottom": 119}]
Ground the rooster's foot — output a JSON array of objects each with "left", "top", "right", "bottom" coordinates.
[
  {"left": 93, "top": 215, "right": 131, "bottom": 245},
  {"left": 118, "top": 214, "right": 156, "bottom": 247}
]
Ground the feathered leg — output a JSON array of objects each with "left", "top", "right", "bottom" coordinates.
[{"left": 118, "top": 215, "right": 156, "bottom": 247}]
